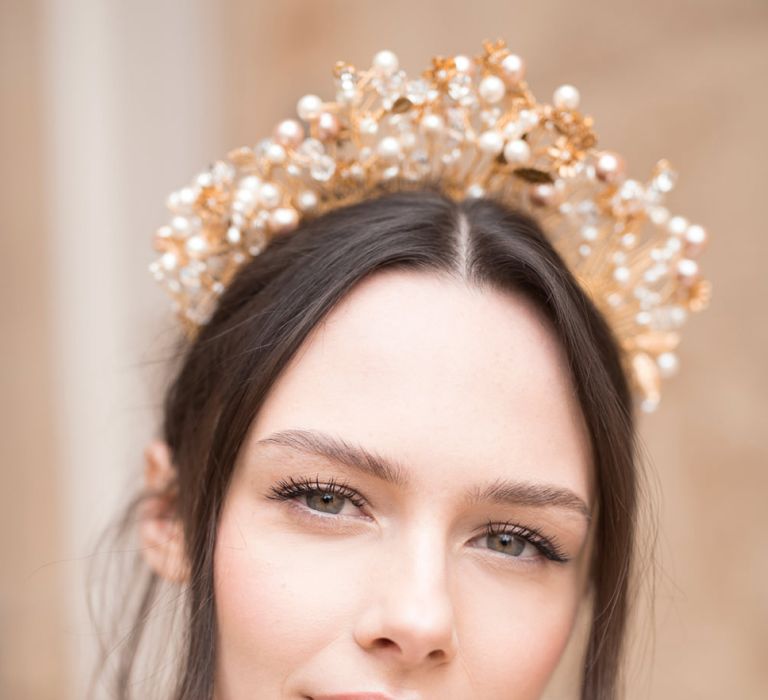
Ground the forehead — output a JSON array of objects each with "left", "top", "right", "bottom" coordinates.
[{"left": 247, "top": 269, "right": 593, "bottom": 504}]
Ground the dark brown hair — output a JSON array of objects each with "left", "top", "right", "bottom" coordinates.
[{"left": 91, "top": 183, "right": 648, "bottom": 699}]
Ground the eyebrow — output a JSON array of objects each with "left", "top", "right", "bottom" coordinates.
[{"left": 255, "top": 428, "right": 592, "bottom": 523}]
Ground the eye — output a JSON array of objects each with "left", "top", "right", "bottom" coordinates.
[
  {"left": 473, "top": 520, "right": 569, "bottom": 563},
  {"left": 266, "top": 474, "right": 367, "bottom": 517}
]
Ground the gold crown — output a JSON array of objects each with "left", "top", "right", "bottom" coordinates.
[{"left": 149, "top": 38, "right": 711, "bottom": 413}]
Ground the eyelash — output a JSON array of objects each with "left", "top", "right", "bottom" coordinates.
[{"left": 266, "top": 474, "right": 570, "bottom": 564}]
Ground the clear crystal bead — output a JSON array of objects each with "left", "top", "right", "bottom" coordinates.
[
  {"left": 406, "top": 79, "right": 429, "bottom": 104},
  {"left": 382, "top": 165, "right": 400, "bottom": 179},
  {"left": 337, "top": 87, "right": 361, "bottom": 105},
  {"left": 358, "top": 116, "right": 379, "bottom": 135},
  {"left": 179, "top": 266, "right": 201, "bottom": 288},
  {"left": 254, "top": 139, "right": 275, "bottom": 158},
  {"left": 652, "top": 166, "right": 678, "bottom": 193},
  {"left": 298, "top": 138, "right": 325, "bottom": 158},
  {"left": 210, "top": 160, "right": 235, "bottom": 184},
  {"left": 373, "top": 71, "right": 405, "bottom": 102},
  {"left": 310, "top": 155, "right": 336, "bottom": 182},
  {"left": 649, "top": 305, "right": 687, "bottom": 330},
  {"left": 447, "top": 73, "right": 472, "bottom": 101},
  {"left": 621, "top": 232, "right": 637, "bottom": 248},
  {"left": 576, "top": 199, "right": 600, "bottom": 225},
  {"left": 480, "top": 107, "right": 502, "bottom": 128}
]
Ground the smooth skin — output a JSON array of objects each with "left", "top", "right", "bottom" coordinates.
[{"left": 141, "top": 269, "right": 596, "bottom": 699}]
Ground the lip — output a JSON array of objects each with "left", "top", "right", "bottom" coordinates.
[{"left": 311, "top": 695, "right": 395, "bottom": 700}]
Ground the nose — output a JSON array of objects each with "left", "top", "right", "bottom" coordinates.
[{"left": 353, "top": 520, "right": 459, "bottom": 670}]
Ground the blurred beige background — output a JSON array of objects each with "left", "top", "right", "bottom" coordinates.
[{"left": 2, "top": 0, "right": 766, "bottom": 698}]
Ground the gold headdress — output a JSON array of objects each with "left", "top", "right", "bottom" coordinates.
[{"left": 149, "top": 38, "right": 711, "bottom": 413}]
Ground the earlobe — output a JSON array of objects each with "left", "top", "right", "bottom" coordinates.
[{"left": 139, "top": 439, "right": 190, "bottom": 583}]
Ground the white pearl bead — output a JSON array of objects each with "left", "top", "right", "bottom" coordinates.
[
  {"left": 274, "top": 119, "right": 304, "bottom": 148},
  {"left": 317, "top": 112, "right": 341, "bottom": 141},
  {"left": 478, "top": 130, "right": 504, "bottom": 155},
  {"left": 453, "top": 54, "right": 474, "bottom": 73},
  {"left": 529, "top": 183, "right": 558, "bottom": 207},
  {"left": 478, "top": 75, "right": 506, "bottom": 104},
  {"left": 643, "top": 267, "right": 660, "bottom": 283},
  {"left": 161, "top": 252, "right": 177, "bottom": 271},
  {"left": 185, "top": 235, "right": 207, "bottom": 254},
  {"left": 665, "top": 236, "right": 682, "bottom": 254},
  {"left": 466, "top": 184, "right": 486, "bottom": 198},
  {"left": 258, "top": 182, "right": 281, "bottom": 209},
  {"left": 501, "top": 53, "right": 526, "bottom": 83},
  {"left": 269, "top": 207, "right": 299, "bottom": 234},
  {"left": 297, "top": 189, "right": 319, "bottom": 212},
  {"left": 503, "top": 138, "right": 530, "bottom": 164},
  {"left": 226, "top": 227, "right": 241, "bottom": 244},
  {"left": 668, "top": 215, "right": 689, "bottom": 236},
  {"left": 166, "top": 191, "right": 181, "bottom": 210},
  {"left": 297, "top": 94, "right": 323, "bottom": 121},
  {"left": 553, "top": 84, "right": 580, "bottom": 110},
  {"left": 595, "top": 151, "right": 626, "bottom": 184},
  {"left": 613, "top": 266, "right": 631, "bottom": 284},
  {"left": 265, "top": 143, "right": 286, "bottom": 164},
  {"left": 377, "top": 136, "right": 402, "bottom": 160},
  {"left": 685, "top": 224, "right": 707, "bottom": 245},
  {"left": 657, "top": 352, "right": 680, "bottom": 377},
  {"left": 677, "top": 258, "right": 698, "bottom": 278},
  {"left": 581, "top": 225, "right": 598, "bottom": 241},
  {"left": 179, "top": 187, "right": 197, "bottom": 206},
  {"left": 235, "top": 189, "right": 255, "bottom": 206},
  {"left": 171, "top": 215, "right": 190, "bottom": 233},
  {"left": 195, "top": 172, "right": 213, "bottom": 188},
  {"left": 502, "top": 121, "right": 524, "bottom": 140},
  {"left": 420, "top": 113, "right": 444, "bottom": 133},
  {"left": 372, "top": 49, "right": 399, "bottom": 76},
  {"left": 238, "top": 175, "right": 261, "bottom": 191},
  {"left": 636, "top": 311, "right": 651, "bottom": 325}
]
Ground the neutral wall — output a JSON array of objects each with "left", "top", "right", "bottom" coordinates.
[{"left": 2, "top": 1, "right": 766, "bottom": 698}]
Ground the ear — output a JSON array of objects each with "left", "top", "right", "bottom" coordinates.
[{"left": 139, "top": 439, "right": 190, "bottom": 583}]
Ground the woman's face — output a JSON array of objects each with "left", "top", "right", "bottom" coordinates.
[{"left": 213, "top": 270, "right": 595, "bottom": 700}]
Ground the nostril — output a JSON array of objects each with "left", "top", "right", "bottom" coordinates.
[{"left": 374, "top": 637, "right": 398, "bottom": 650}]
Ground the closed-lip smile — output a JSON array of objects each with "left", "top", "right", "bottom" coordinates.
[
  {"left": 312, "top": 692, "right": 395, "bottom": 700},
  {"left": 311, "top": 694, "right": 395, "bottom": 700}
]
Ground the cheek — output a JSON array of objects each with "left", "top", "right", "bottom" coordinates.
[
  {"left": 456, "top": 570, "right": 583, "bottom": 698},
  {"left": 214, "top": 504, "right": 312, "bottom": 679},
  {"left": 213, "top": 498, "right": 369, "bottom": 684}
]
